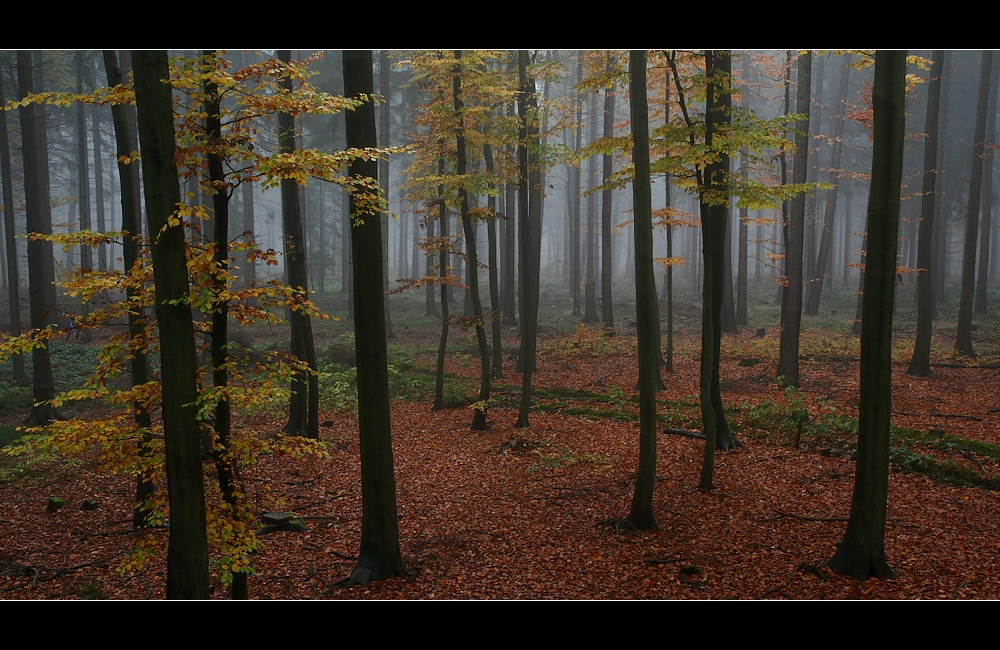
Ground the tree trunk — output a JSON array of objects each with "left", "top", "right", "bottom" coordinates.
[
  {"left": 828, "top": 50, "right": 905, "bottom": 581},
  {"left": 453, "top": 51, "right": 491, "bottom": 431},
  {"left": 601, "top": 55, "right": 616, "bottom": 334},
  {"left": 342, "top": 50, "right": 404, "bottom": 586},
  {"left": 277, "top": 51, "right": 319, "bottom": 439},
  {"left": 974, "top": 56, "right": 998, "bottom": 316},
  {"left": 777, "top": 51, "right": 811, "bottom": 388},
  {"left": 698, "top": 51, "right": 740, "bottom": 493},
  {"left": 805, "top": 57, "right": 850, "bottom": 316},
  {"left": 516, "top": 50, "right": 542, "bottom": 428},
  {"left": 626, "top": 50, "right": 659, "bottom": 530},
  {"left": 133, "top": 49, "right": 209, "bottom": 600},
  {"left": 583, "top": 90, "right": 599, "bottom": 324},
  {"left": 104, "top": 49, "right": 155, "bottom": 529},
  {"left": 0, "top": 59, "right": 27, "bottom": 384},
  {"left": 955, "top": 50, "right": 993, "bottom": 358},
  {"left": 18, "top": 51, "right": 63, "bottom": 427},
  {"left": 907, "top": 51, "right": 945, "bottom": 377}
]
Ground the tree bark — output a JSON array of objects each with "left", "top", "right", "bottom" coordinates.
[
  {"left": 626, "top": 50, "right": 659, "bottom": 530},
  {"left": 955, "top": 50, "right": 993, "bottom": 358},
  {"left": 104, "top": 49, "right": 155, "bottom": 529},
  {"left": 18, "top": 51, "right": 63, "bottom": 427},
  {"left": 828, "top": 50, "right": 906, "bottom": 580},
  {"left": 0, "top": 59, "right": 27, "bottom": 384},
  {"left": 777, "top": 51, "right": 811, "bottom": 388},
  {"left": 341, "top": 50, "right": 404, "bottom": 586},
  {"left": 907, "top": 51, "right": 945, "bottom": 377},
  {"left": 133, "top": 49, "right": 209, "bottom": 600},
  {"left": 277, "top": 51, "right": 319, "bottom": 439}
]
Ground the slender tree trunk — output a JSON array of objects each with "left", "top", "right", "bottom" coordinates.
[
  {"left": 516, "top": 50, "right": 542, "bottom": 428},
  {"left": 453, "top": 51, "right": 491, "bottom": 431},
  {"left": 104, "top": 49, "right": 155, "bottom": 528},
  {"left": 583, "top": 90, "right": 599, "bottom": 324},
  {"left": 342, "top": 50, "right": 404, "bottom": 586},
  {"left": 907, "top": 51, "right": 945, "bottom": 377},
  {"left": 0, "top": 61, "right": 26, "bottom": 384},
  {"left": 626, "top": 50, "right": 659, "bottom": 530},
  {"left": 601, "top": 55, "right": 616, "bottom": 333},
  {"left": 432, "top": 160, "right": 450, "bottom": 411},
  {"left": 805, "top": 57, "right": 850, "bottom": 316},
  {"left": 277, "top": 51, "right": 319, "bottom": 438},
  {"left": 484, "top": 143, "right": 503, "bottom": 380},
  {"left": 202, "top": 53, "right": 248, "bottom": 599},
  {"left": 828, "top": 50, "right": 906, "bottom": 580},
  {"left": 955, "top": 50, "right": 993, "bottom": 358},
  {"left": 18, "top": 51, "right": 63, "bottom": 427},
  {"left": 777, "top": 51, "right": 811, "bottom": 388},
  {"left": 974, "top": 55, "right": 998, "bottom": 316},
  {"left": 133, "top": 49, "right": 209, "bottom": 600}
]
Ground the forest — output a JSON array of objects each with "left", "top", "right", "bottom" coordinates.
[{"left": 0, "top": 50, "right": 999, "bottom": 600}]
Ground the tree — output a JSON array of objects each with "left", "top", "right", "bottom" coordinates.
[
  {"left": 804, "top": 55, "right": 851, "bottom": 316},
  {"left": 103, "top": 49, "right": 155, "bottom": 528},
  {"left": 777, "top": 50, "right": 811, "bottom": 389},
  {"left": 600, "top": 53, "right": 617, "bottom": 334},
  {"left": 907, "top": 51, "right": 945, "bottom": 377},
  {"left": 955, "top": 50, "right": 993, "bottom": 358},
  {"left": 276, "top": 51, "right": 320, "bottom": 439},
  {"left": 452, "top": 51, "right": 492, "bottom": 430},
  {"left": 0, "top": 57, "right": 27, "bottom": 385},
  {"left": 695, "top": 50, "right": 740, "bottom": 489},
  {"left": 132, "top": 49, "right": 209, "bottom": 600},
  {"left": 516, "top": 50, "right": 543, "bottom": 429},
  {"left": 341, "top": 49, "right": 405, "bottom": 586},
  {"left": 17, "top": 51, "right": 63, "bottom": 427},
  {"left": 625, "top": 50, "right": 659, "bottom": 530},
  {"left": 828, "top": 49, "right": 906, "bottom": 581}
]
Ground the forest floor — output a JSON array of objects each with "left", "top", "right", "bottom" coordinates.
[{"left": 2, "top": 293, "right": 1000, "bottom": 600}]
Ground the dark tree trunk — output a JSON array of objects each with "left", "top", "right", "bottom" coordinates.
[
  {"left": 626, "top": 50, "right": 659, "bottom": 531},
  {"left": 203, "top": 51, "right": 248, "bottom": 600},
  {"left": 516, "top": 50, "right": 542, "bottom": 428},
  {"left": 805, "top": 57, "right": 850, "bottom": 316},
  {"left": 697, "top": 51, "right": 740, "bottom": 494},
  {"left": 777, "top": 51, "right": 811, "bottom": 388},
  {"left": 907, "top": 51, "right": 945, "bottom": 377},
  {"left": 453, "top": 51, "right": 491, "bottom": 431},
  {"left": 955, "top": 50, "right": 993, "bottom": 358},
  {"left": 18, "top": 51, "right": 63, "bottom": 427},
  {"left": 484, "top": 143, "right": 503, "bottom": 380},
  {"left": 974, "top": 56, "right": 998, "bottom": 316},
  {"left": 828, "top": 50, "right": 906, "bottom": 581},
  {"left": 583, "top": 90, "right": 599, "bottom": 324},
  {"left": 0, "top": 60, "right": 27, "bottom": 384},
  {"left": 133, "top": 49, "right": 209, "bottom": 600},
  {"left": 601, "top": 55, "right": 616, "bottom": 334},
  {"left": 432, "top": 161, "right": 450, "bottom": 412},
  {"left": 341, "top": 49, "right": 404, "bottom": 586},
  {"left": 277, "top": 51, "right": 319, "bottom": 439},
  {"left": 104, "top": 49, "right": 155, "bottom": 528}
]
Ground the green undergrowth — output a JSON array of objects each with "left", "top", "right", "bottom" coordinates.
[{"left": 733, "top": 390, "right": 1000, "bottom": 491}]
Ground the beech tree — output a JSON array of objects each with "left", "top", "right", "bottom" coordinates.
[
  {"left": 907, "top": 51, "right": 945, "bottom": 377},
  {"left": 828, "top": 49, "right": 906, "bottom": 581},
  {"left": 341, "top": 48, "right": 405, "bottom": 586},
  {"left": 17, "top": 51, "right": 63, "bottom": 427},
  {"left": 132, "top": 49, "right": 209, "bottom": 600},
  {"left": 777, "top": 50, "right": 811, "bottom": 389},
  {"left": 103, "top": 49, "right": 155, "bottom": 528},
  {"left": 277, "top": 50, "right": 319, "bottom": 439},
  {"left": 954, "top": 50, "right": 993, "bottom": 358},
  {"left": 625, "top": 50, "right": 658, "bottom": 530},
  {"left": 0, "top": 58, "right": 26, "bottom": 385}
]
